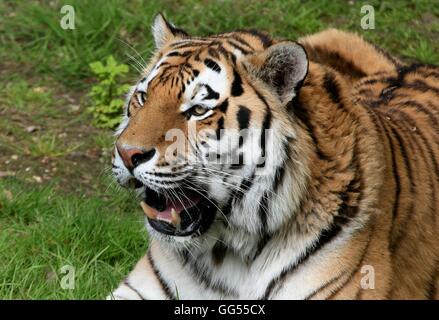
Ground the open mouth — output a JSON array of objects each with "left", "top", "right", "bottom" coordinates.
[{"left": 139, "top": 185, "right": 217, "bottom": 237}]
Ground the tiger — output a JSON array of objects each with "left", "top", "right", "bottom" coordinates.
[{"left": 109, "top": 13, "right": 439, "bottom": 299}]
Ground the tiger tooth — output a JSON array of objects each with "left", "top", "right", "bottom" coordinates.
[
  {"left": 140, "top": 201, "right": 157, "bottom": 220},
  {"left": 171, "top": 208, "right": 181, "bottom": 226}
]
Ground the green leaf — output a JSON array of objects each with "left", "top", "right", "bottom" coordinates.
[{"left": 87, "top": 55, "right": 131, "bottom": 129}]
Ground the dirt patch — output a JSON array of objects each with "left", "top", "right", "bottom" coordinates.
[{"left": 0, "top": 71, "right": 116, "bottom": 195}]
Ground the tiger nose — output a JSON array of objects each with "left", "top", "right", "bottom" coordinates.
[{"left": 116, "top": 145, "right": 156, "bottom": 170}]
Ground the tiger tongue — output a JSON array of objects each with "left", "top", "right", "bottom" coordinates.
[
  {"left": 155, "top": 202, "right": 185, "bottom": 225},
  {"left": 140, "top": 201, "right": 181, "bottom": 225},
  {"left": 140, "top": 195, "right": 201, "bottom": 226}
]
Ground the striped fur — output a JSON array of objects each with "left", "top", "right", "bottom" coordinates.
[{"left": 109, "top": 17, "right": 439, "bottom": 300}]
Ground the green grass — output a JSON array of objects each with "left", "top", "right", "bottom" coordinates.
[
  {"left": 0, "top": 79, "right": 55, "bottom": 113},
  {"left": 0, "top": 178, "right": 147, "bottom": 299},
  {"left": 0, "top": 0, "right": 437, "bottom": 299},
  {"left": 1, "top": 0, "right": 438, "bottom": 88}
]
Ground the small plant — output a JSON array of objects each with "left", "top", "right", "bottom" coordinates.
[{"left": 87, "top": 56, "right": 131, "bottom": 129}]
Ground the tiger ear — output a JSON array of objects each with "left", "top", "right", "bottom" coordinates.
[
  {"left": 244, "top": 41, "right": 308, "bottom": 104},
  {"left": 151, "top": 13, "right": 189, "bottom": 49}
]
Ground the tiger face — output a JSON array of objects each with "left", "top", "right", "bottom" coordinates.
[{"left": 112, "top": 14, "right": 308, "bottom": 245}]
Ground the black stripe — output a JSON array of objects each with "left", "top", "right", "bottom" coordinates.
[
  {"left": 380, "top": 116, "right": 401, "bottom": 222},
  {"left": 399, "top": 100, "right": 439, "bottom": 135},
  {"left": 273, "top": 160, "right": 286, "bottom": 193},
  {"left": 388, "top": 109, "right": 438, "bottom": 232},
  {"left": 234, "top": 172, "right": 256, "bottom": 204},
  {"left": 244, "top": 29, "right": 273, "bottom": 48},
  {"left": 147, "top": 251, "right": 175, "bottom": 300},
  {"left": 231, "top": 69, "right": 244, "bottom": 96},
  {"left": 126, "top": 95, "right": 134, "bottom": 117},
  {"left": 262, "top": 189, "right": 362, "bottom": 299},
  {"left": 254, "top": 140, "right": 291, "bottom": 260},
  {"left": 166, "top": 51, "right": 180, "bottom": 57},
  {"left": 231, "top": 35, "right": 254, "bottom": 49},
  {"left": 178, "top": 248, "right": 190, "bottom": 266},
  {"left": 258, "top": 192, "right": 269, "bottom": 235},
  {"left": 308, "top": 46, "right": 367, "bottom": 78},
  {"left": 364, "top": 108, "right": 402, "bottom": 253},
  {"left": 253, "top": 88, "right": 270, "bottom": 107},
  {"left": 303, "top": 272, "right": 346, "bottom": 300},
  {"left": 204, "top": 58, "right": 221, "bottom": 73},
  {"left": 207, "top": 47, "right": 220, "bottom": 59},
  {"left": 218, "top": 98, "right": 229, "bottom": 113},
  {"left": 326, "top": 224, "right": 374, "bottom": 300},
  {"left": 261, "top": 219, "right": 343, "bottom": 299},
  {"left": 323, "top": 72, "right": 341, "bottom": 104},
  {"left": 370, "top": 42, "right": 401, "bottom": 67},
  {"left": 171, "top": 40, "right": 209, "bottom": 49},
  {"left": 167, "top": 50, "right": 191, "bottom": 57},
  {"left": 253, "top": 231, "right": 272, "bottom": 261},
  {"left": 123, "top": 279, "right": 146, "bottom": 300},
  {"left": 216, "top": 117, "right": 224, "bottom": 140},
  {"left": 406, "top": 79, "right": 439, "bottom": 97},
  {"left": 157, "top": 61, "right": 171, "bottom": 70},
  {"left": 388, "top": 107, "right": 439, "bottom": 177},
  {"left": 203, "top": 84, "right": 220, "bottom": 100},
  {"left": 165, "top": 20, "right": 189, "bottom": 38},
  {"left": 288, "top": 95, "right": 331, "bottom": 161},
  {"left": 151, "top": 171, "right": 189, "bottom": 178},
  {"left": 211, "top": 240, "right": 228, "bottom": 266},
  {"left": 257, "top": 109, "right": 272, "bottom": 168},
  {"left": 361, "top": 78, "right": 379, "bottom": 85},
  {"left": 230, "top": 152, "right": 244, "bottom": 169},
  {"left": 237, "top": 105, "right": 251, "bottom": 131},
  {"left": 215, "top": 44, "right": 231, "bottom": 61},
  {"left": 239, "top": 134, "right": 245, "bottom": 148},
  {"left": 396, "top": 64, "right": 428, "bottom": 82},
  {"left": 387, "top": 122, "right": 416, "bottom": 253},
  {"left": 186, "top": 255, "right": 238, "bottom": 296},
  {"left": 230, "top": 52, "right": 237, "bottom": 66},
  {"left": 194, "top": 51, "right": 201, "bottom": 61},
  {"left": 223, "top": 191, "right": 235, "bottom": 217},
  {"left": 227, "top": 40, "right": 251, "bottom": 54},
  {"left": 426, "top": 264, "right": 438, "bottom": 299},
  {"left": 425, "top": 71, "right": 439, "bottom": 80}
]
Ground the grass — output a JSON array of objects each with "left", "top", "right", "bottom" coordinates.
[
  {"left": 0, "top": 178, "right": 147, "bottom": 299},
  {"left": 1, "top": 0, "right": 438, "bottom": 86},
  {"left": 0, "top": 0, "right": 437, "bottom": 299}
]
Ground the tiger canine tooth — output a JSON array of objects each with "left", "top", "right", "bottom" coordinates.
[
  {"left": 171, "top": 208, "right": 181, "bottom": 226},
  {"left": 140, "top": 201, "right": 157, "bottom": 219}
]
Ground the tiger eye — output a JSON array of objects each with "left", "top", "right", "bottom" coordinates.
[
  {"left": 192, "top": 105, "right": 208, "bottom": 116},
  {"left": 137, "top": 92, "right": 146, "bottom": 105}
]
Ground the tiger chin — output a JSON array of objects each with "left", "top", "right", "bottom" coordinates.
[{"left": 108, "top": 13, "right": 439, "bottom": 300}]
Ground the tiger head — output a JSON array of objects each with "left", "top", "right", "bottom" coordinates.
[{"left": 112, "top": 14, "right": 309, "bottom": 245}]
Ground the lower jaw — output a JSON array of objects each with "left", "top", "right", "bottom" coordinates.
[{"left": 147, "top": 197, "right": 217, "bottom": 237}]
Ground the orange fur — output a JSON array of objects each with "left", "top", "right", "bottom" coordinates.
[{"left": 112, "top": 23, "right": 439, "bottom": 299}]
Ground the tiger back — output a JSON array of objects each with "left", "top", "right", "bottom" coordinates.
[{"left": 299, "top": 29, "right": 439, "bottom": 299}]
